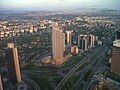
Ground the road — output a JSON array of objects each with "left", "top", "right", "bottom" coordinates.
[
  {"left": 55, "top": 33, "right": 113, "bottom": 90},
  {"left": 72, "top": 33, "right": 114, "bottom": 90},
  {"left": 57, "top": 46, "right": 100, "bottom": 76}
]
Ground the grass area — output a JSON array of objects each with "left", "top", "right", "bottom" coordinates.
[
  {"left": 38, "top": 66, "right": 58, "bottom": 71},
  {"left": 23, "top": 62, "right": 37, "bottom": 70},
  {"left": 61, "top": 75, "right": 81, "bottom": 90},
  {"left": 24, "top": 63, "right": 59, "bottom": 77},
  {"left": 30, "top": 75, "right": 53, "bottom": 90},
  {"left": 42, "top": 71, "right": 58, "bottom": 78},
  {"left": 84, "top": 70, "right": 93, "bottom": 82},
  {"left": 51, "top": 74, "right": 82, "bottom": 88},
  {"left": 24, "top": 62, "right": 58, "bottom": 71},
  {"left": 62, "top": 54, "right": 84, "bottom": 68},
  {"left": 77, "top": 83, "right": 84, "bottom": 90},
  {"left": 52, "top": 77, "right": 63, "bottom": 86}
]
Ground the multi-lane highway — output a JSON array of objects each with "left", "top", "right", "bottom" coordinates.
[{"left": 55, "top": 33, "right": 114, "bottom": 90}]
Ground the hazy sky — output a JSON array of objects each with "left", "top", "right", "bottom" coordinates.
[{"left": 0, "top": 0, "right": 120, "bottom": 10}]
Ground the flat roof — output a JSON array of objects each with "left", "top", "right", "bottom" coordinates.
[{"left": 113, "top": 40, "right": 120, "bottom": 48}]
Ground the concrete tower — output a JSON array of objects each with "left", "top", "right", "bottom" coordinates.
[
  {"left": 66, "top": 31, "right": 72, "bottom": 47},
  {"left": 52, "top": 21, "right": 64, "bottom": 65},
  {"left": 5, "top": 43, "right": 21, "bottom": 84},
  {"left": 78, "top": 35, "right": 88, "bottom": 50},
  {"left": 0, "top": 74, "right": 3, "bottom": 90},
  {"left": 88, "top": 35, "right": 95, "bottom": 48},
  {"left": 111, "top": 40, "right": 120, "bottom": 74},
  {"left": 63, "top": 33, "right": 66, "bottom": 52}
]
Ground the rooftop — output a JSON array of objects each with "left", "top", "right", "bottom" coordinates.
[{"left": 113, "top": 39, "right": 120, "bottom": 48}]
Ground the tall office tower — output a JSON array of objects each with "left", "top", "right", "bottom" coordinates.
[
  {"left": 52, "top": 21, "right": 64, "bottom": 65},
  {"left": 110, "top": 40, "right": 120, "bottom": 74},
  {"left": 63, "top": 33, "right": 66, "bottom": 52},
  {"left": 0, "top": 74, "right": 3, "bottom": 90},
  {"left": 66, "top": 31, "right": 72, "bottom": 47},
  {"left": 82, "top": 36, "right": 88, "bottom": 50},
  {"left": 78, "top": 35, "right": 88, "bottom": 50},
  {"left": 88, "top": 35, "right": 95, "bottom": 48},
  {"left": 78, "top": 34, "right": 84, "bottom": 49},
  {"left": 5, "top": 43, "right": 21, "bottom": 84}
]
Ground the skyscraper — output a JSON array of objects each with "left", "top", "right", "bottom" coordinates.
[
  {"left": 111, "top": 40, "right": 120, "bottom": 74},
  {"left": 66, "top": 31, "right": 72, "bottom": 47},
  {"left": 88, "top": 35, "right": 95, "bottom": 48},
  {"left": 82, "top": 36, "right": 88, "bottom": 50},
  {"left": 0, "top": 74, "right": 3, "bottom": 90},
  {"left": 78, "top": 35, "right": 88, "bottom": 50},
  {"left": 52, "top": 21, "right": 64, "bottom": 65},
  {"left": 63, "top": 33, "right": 66, "bottom": 52},
  {"left": 78, "top": 34, "right": 84, "bottom": 49},
  {"left": 5, "top": 43, "right": 21, "bottom": 84}
]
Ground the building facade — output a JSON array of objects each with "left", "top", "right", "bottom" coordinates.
[
  {"left": 111, "top": 40, "right": 120, "bottom": 75},
  {"left": 78, "top": 35, "right": 88, "bottom": 50},
  {"left": 0, "top": 74, "right": 3, "bottom": 90},
  {"left": 5, "top": 43, "right": 21, "bottom": 84},
  {"left": 66, "top": 31, "right": 72, "bottom": 47},
  {"left": 88, "top": 34, "right": 95, "bottom": 48},
  {"left": 71, "top": 46, "right": 79, "bottom": 54},
  {"left": 52, "top": 21, "right": 65, "bottom": 65}
]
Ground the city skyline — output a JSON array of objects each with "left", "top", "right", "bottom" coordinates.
[
  {"left": 0, "top": 0, "right": 120, "bottom": 11},
  {"left": 0, "top": 1, "right": 120, "bottom": 89}
]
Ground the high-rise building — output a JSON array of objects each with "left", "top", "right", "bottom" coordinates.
[
  {"left": 52, "top": 21, "right": 64, "bottom": 65},
  {"left": 110, "top": 40, "right": 120, "bottom": 75},
  {"left": 0, "top": 74, "right": 3, "bottom": 90},
  {"left": 82, "top": 36, "right": 88, "bottom": 50},
  {"left": 88, "top": 35, "right": 95, "bottom": 48},
  {"left": 66, "top": 31, "right": 72, "bottom": 47},
  {"left": 5, "top": 43, "right": 21, "bottom": 84},
  {"left": 63, "top": 33, "right": 66, "bottom": 52},
  {"left": 78, "top": 35, "right": 88, "bottom": 50},
  {"left": 78, "top": 34, "right": 84, "bottom": 49}
]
